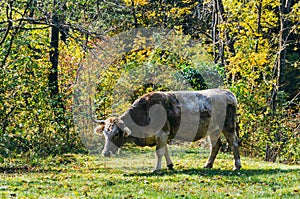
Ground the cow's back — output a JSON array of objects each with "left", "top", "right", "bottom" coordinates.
[{"left": 122, "top": 89, "right": 237, "bottom": 142}]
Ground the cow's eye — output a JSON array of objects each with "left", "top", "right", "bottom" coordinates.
[{"left": 113, "top": 134, "right": 119, "bottom": 139}]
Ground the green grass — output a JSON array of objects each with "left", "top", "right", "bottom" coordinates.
[{"left": 1, "top": 145, "right": 299, "bottom": 198}]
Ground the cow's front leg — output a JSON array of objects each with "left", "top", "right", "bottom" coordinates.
[
  {"left": 153, "top": 131, "right": 168, "bottom": 172},
  {"left": 204, "top": 136, "right": 222, "bottom": 169},
  {"left": 154, "top": 147, "right": 165, "bottom": 172}
]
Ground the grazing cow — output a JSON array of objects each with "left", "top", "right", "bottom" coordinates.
[{"left": 94, "top": 89, "right": 241, "bottom": 172}]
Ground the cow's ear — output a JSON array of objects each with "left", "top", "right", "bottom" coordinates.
[
  {"left": 94, "top": 121, "right": 106, "bottom": 135},
  {"left": 123, "top": 126, "right": 132, "bottom": 137}
]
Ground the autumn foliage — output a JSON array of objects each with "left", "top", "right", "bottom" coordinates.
[{"left": 0, "top": 0, "right": 299, "bottom": 163}]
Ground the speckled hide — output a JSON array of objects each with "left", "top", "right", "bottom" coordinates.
[{"left": 95, "top": 89, "right": 241, "bottom": 171}]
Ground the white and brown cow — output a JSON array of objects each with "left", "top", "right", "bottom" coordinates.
[{"left": 94, "top": 89, "right": 241, "bottom": 172}]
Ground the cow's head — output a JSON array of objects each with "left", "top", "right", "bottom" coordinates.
[{"left": 94, "top": 117, "right": 132, "bottom": 157}]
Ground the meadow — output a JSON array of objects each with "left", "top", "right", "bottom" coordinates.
[{"left": 1, "top": 145, "right": 299, "bottom": 198}]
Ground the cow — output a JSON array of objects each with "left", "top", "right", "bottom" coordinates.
[{"left": 94, "top": 89, "right": 241, "bottom": 172}]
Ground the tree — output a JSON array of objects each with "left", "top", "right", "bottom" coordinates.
[
  {"left": 216, "top": 0, "right": 299, "bottom": 162},
  {"left": 0, "top": 0, "right": 129, "bottom": 157}
]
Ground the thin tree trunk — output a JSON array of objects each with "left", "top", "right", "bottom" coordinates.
[
  {"left": 277, "top": 0, "right": 291, "bottom": 91},
  {"left": 131, "top": 0, "right": 138, "bottom": 28},
  {"left": 255, "top": 0, "right": 262, "bottom": 53},
  {"left": 212, "top": 0, "right": 218, "bottom": 63},
  {"left": 49, "top": 0, "right": 59, "bottom": 98},
  {"left": 213, "top": 0, "right": 235, "bottom": 66},
  {"left": 270, "top": 0, "right": 292, "bottom": 112},
  {"left": 212, "top": 0, "right": 225, "bottom": 65},
  {"left": 266, "top": 0, "right": 292, "bottom": 162}
]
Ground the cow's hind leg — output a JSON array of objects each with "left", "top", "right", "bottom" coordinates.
[
  {"left": 204, "top": 137, "right": 222, "bottom": 169},
  {"left": 164, "top": 146, "right": 174, "bottom": 170},
  {"left": 223, "top": 129, "right": 241, "bottom": 170},
  {"left": 223, "top": 105, "right": 241, "bottom": 170}
]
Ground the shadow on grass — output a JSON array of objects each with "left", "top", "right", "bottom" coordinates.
[
  {"left": 0, "top": 166, "right": 32, "bottom": 174},
  {"left": 1, "top": 165, "right": 299, "bottom": 179},
  {"left": 124, "top": 168, "right": 300, "bottom": 177}
]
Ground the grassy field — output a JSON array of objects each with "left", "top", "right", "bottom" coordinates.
[{"left": 1, "top": 145, "right": 299, "bottom": 198}]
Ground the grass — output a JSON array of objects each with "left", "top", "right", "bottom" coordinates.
[{"left": 0, "top": 145, "right": 299, "bottom": 198}]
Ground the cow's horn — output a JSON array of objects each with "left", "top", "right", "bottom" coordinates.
[
  {"left": 91, "top": 117, "right": 106, "bottom": 124},
  {"left": 123, "top": 127, "right": 132, "bottom": 137}
]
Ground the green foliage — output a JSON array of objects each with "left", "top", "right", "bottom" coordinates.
[
  {"left": 94, "top": 38, "right": 217, "bottom": 119},
  {"left": 175, "top": 67, "right": 208, "bottom": 90},
  {"left": 221, "top": 0, "right": 300, "bottom": 163},
  {"left": 0, "top": 27, "right": 85, "bottom": 157},
  {"left": 0, "top": 1, "right": 88, "bottom": 158}
]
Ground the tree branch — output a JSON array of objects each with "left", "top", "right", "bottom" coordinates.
[{"left": 1, "top": 0, "right": 33, "bottom": 67}]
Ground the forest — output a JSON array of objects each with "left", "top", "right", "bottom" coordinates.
[{"left": 0, "top": 0, "right": 299, "bottom": 165}]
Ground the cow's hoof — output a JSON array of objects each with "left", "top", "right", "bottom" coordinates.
[
  {"left": 233, "top": 165, "right": 241, "bottom": 171},
  {"left": 152, "top": 169, "right": 162, "bottom": 173},
  {"left": 203, "top": 164, "right": 213, "bottom": 169},
  {"left": 167, "top": 163, "right": 174, "bottom": 170}
]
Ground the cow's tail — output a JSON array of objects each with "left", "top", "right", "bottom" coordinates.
[
  {"left": 225, "top": 91, "right": 241, "bottom": 146},
  {"left": 236, "top": 119, "right": 241, "bottom": 146},
  {"left": 232, "top": 104, "right": 241, "bottom": 144},
  {"left": 224, "top": 90, "right": 238, "bottom": 107}
]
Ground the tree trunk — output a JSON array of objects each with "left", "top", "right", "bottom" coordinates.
[
  {"left": 255, "top": 0, "right": 262, "bottom": 53},
  {"left": 49, "top": 0, "right": 59, "bottom": 98},
  {"left": 277, "top": 0, "right": 292, "bottom": 92},
  {"left": 131, "top": 0, "right": 138, "bottom": 28},
  {"left": 270, "top": 0, "right": 292, "bottom": 112},
  {"left": 49, "top": 0, "right": 67, "bottom": 115},
  {"left": 212, "top": 0, "right": 235, "bottom": 66},
  {"left": 266, "top": 0, "right": 292, "bottom": 162},
  {"left": 212, "top": 0, "right": 218, "bottom": 63}
]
